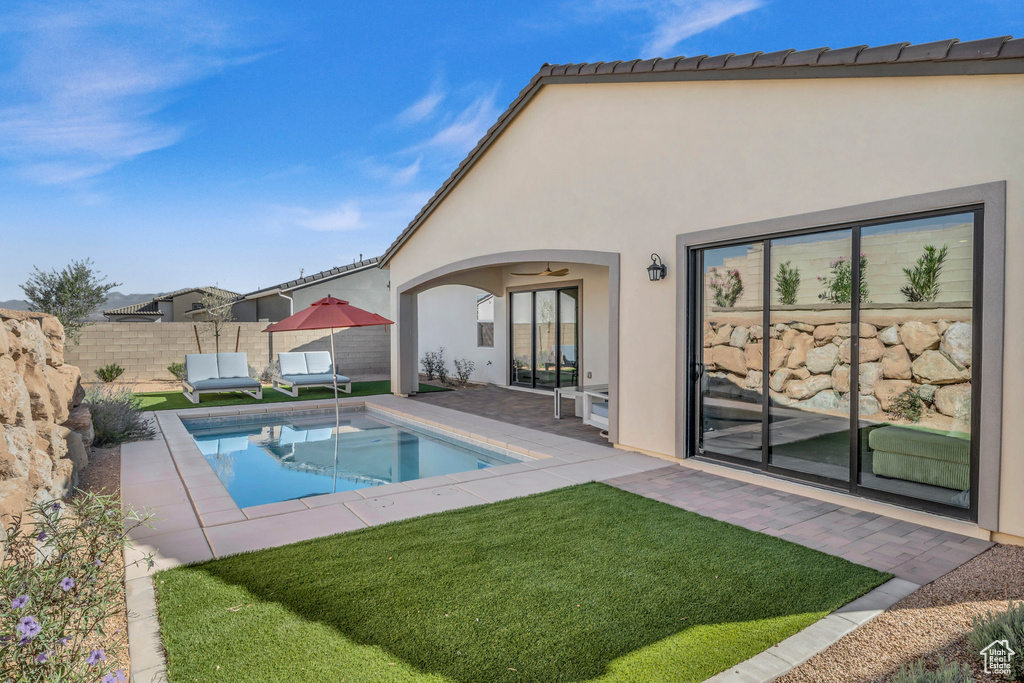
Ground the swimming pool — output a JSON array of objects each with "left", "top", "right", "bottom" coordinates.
[{"left": 182, "top": 408, "right": 524, "bottom": 508}]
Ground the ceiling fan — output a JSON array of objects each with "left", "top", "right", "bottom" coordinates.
[{"left": 510, "top": 263, "right": 569, "bottom": 277}]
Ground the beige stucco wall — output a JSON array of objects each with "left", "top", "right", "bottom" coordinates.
[
  {"left": 68, "top": 322, "right": 390, "bottom": 381},
  {"left": 386, "top": 73, "right": 1024, "bottom": 535}
]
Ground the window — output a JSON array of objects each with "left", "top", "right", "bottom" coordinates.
[
  {"left": 689, "top": 207, "right": 980, "bottom": 519},
  {"left": 476, "top": 294, "right": 494, "bottom": 348}
]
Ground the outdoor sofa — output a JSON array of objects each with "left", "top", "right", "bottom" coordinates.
[
  {"left": 272, "top": 351, "right": 352, "bottom": 397},
  {"left": 182, "top": 352, "right": 263, "bottom": 404},
  {"left": 868, "top": 425, "right": 970, "bottom": 491}
]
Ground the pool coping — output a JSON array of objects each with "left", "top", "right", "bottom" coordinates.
[{"left": 120, "top": 394, "right": 912, "bottom": 683}]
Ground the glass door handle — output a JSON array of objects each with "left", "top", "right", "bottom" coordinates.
[{"left": 693, "top": 362, "right": 706, "bottom": 381}]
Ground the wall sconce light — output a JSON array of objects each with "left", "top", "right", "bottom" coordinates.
[{"left": 647, "top": 253, "right": 667, "bottom": 282}]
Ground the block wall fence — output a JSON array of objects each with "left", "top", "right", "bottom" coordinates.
[{"left": 66, "top": 322, "right": 390, "bottom": 381}]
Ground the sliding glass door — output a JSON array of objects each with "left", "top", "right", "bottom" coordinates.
[
  {"left": 689, "top": 208, "right": 980, "bottom": 519},
  {"left": 510, "top": 286, "right": 579, "bottom": 390}
]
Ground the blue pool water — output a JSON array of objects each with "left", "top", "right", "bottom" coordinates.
[{"left": 182, "top": 409, "right": 520, "bottom": 509}]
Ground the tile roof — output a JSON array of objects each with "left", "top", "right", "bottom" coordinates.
[
  {"left": 380, "top": 35, "right": 1023, "bottom": 266},
  {"left": 103, "top": 286, "right": 240, "bottom": 317},
  {"left": 242, "top": 257, "right": 381, "bottom": 299}
]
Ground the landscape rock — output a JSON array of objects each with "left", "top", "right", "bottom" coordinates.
[
  {"left": 832, "top": 364, "right": 851, "bottom": 393},
  {"left": 900, "top": 321, "right": 941, "bottom": 356},
  {"left": 769, "top": 369, "right": 794, "bottom": 393},
  {"left": 874, "top": 380, "right": 913, "bottom": 411},
  {"left": 749, "top": 325, "right": 763, "bottom": 339},
  {"left": 787, "top": 333, "right": 815, "bottom": 369},
  {"left": 729, "top": 326, "right": 750, "bottom": 348},
  {"left": 744, "top": 370, "right": 762, "bottom": 390},
  {"left": 859, "top": 362, "right": 883, "bottom": 394},
  {"left": 786, "top": 375, "right": 833, "bottom": 400},
  {"left": 881, "top": 344, "right": 912, "bottom": 380},
  {"left": 936, "top": 320, "right": 950, "bottom": 335},
  {"left": 813, "top": 325, "right": 839, "bottom": 344},
  {"left": 712, "top": 345, "right": 747, "bottom": 376},
  {"left": 712, "top": 324, "right": 734, "bottom": 346},
  {"left": 918, "top": 384, "right": 938, "bottom": 404},
  {"left": 934, "top": 383, "right": 972, "bottom": 419},
  {"left": 805, "top": 343, "right": 840, "bottom": 374},
  {"left": 912, "top": 350, "right": 971, "bottom": 385},
  {"left": 859, "top": 395, "right": 882, "bottom": 416},
  {"left": 781, "top": 328, "right": 801, "bottom": 349},
  {"left": 940, "top": 322, "right": 972, "bottom": 367},
  {"left": 62, "top": 405, "right": 94, "bottom": 447},
  {"left": 878, "top": 325, "right": 901, "bottom": 346},
  {"left": 859, "top": 337, "right": 885, "bottom": 363},
  {"left": 790, "top": 322, "right": 815, "bottom": 333},
  {"left": 799, "top": 390, "right": 842, "bottom": 412}
]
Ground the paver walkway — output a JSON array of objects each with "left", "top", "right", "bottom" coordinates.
[
  {"left": 412, "top": 384, "right": 608, "bottom": 445},
  {"left": 606, "top": 466, "right": 992, "bottom": 584}
]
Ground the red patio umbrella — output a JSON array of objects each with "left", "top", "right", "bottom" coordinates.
[
  {"left": 263, "top": 295, "right": 394, "bottom": 421},
  {"left": 263, "top": 296, "right": 394, "bottom": 493}
]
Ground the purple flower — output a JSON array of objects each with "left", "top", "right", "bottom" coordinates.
[
  {"left": 11, "top": 595, "right": 29, "bottom": 610},
  {"left": 59, "top": 637, "right": 68, "bottom": 646},
  {"left": 17, "top": 616, "right": 40, "bottom": 640},
  {"left": 102, "top": 670, "right": 127, "bottom": 683},
  {"left": 35, "top": 652, "right": 48, "bottom": 663},
  {"left": 60, "top": 577, "right": 74, "bottom": 592},
  {"left": 85, "top": 648, "right": 105, "bottom": 666},
  {"left": 146, "top": 557, "right": 155, "bottom": 569},
  {"left": 51, "top": 503, "right": 60, "bottom": 512},
  {"left": 94, "top": 558, "right": 103, "bottom": 568},
  {"left": 36, "top": 531, "right": 46, "bottom": 542}
]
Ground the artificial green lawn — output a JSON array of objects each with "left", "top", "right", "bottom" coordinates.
[
  {"left": 137, "top": 381, "right": 448, "bottom": 411},
  {"left": 155, "top": 483, "right": 890, "bottom": 683}
]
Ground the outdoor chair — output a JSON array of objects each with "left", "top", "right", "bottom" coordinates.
[
  {"left": 182, "top": 353, "right": 263, "bottom": 404},
  {"left": 272, "top": 351, "right": 352, "bottom": 397}
]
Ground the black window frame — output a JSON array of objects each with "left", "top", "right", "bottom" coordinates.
[{"left": 686, "top": 205, "right": 983, "bottom": 521}]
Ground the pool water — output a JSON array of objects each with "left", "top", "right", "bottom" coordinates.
[{"left": 183, "top": 410, "right": 521, "bottom": 509}]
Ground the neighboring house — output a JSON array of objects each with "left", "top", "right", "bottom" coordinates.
[
  {"left": 230, "top": 257, "right": 390, "bottom": 322},
  {"left": 381, "top": 36, "right": 1024, "bottom": 543},
  {"left": 103, "top": 286, "right": 240, "bottom": 322}
]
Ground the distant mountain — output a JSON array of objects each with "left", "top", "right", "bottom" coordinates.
[{"left": 0, "top": 292, "right": 164, "bottom": 321}]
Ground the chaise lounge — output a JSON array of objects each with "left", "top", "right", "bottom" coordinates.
[
  {"left": 182, "top": 353, "right": 263, "bottom": 404},
  {"left": 272, "top": 351, "right": 352, "bottom": 397}
]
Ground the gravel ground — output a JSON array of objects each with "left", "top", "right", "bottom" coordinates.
[
  {"left": 73, "top": 443, "right": 131, "bottom": 678},
  {"left": 778, "top": 543, "right": 1024, "bottom": 682}
]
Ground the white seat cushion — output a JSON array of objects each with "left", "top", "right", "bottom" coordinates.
[
  {"left": 278, "top": 352, "right": 308, "bottom": 376},
  {"left": 185, "top": 354, "right": 219, "bottom": 383},
  {"left": 217, "top": 353, "right": 250, "bottom": 379},
  {"left": 304, "top": 351, "right": 333, "bottom": 374}
]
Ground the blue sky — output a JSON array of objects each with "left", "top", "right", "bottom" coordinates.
[{"left": 0, "top": 0, "right": 1019, "bottom": 300}]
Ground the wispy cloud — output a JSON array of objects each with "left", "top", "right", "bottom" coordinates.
[
  {"left": 575, "top": 0, "right": 763, "bottom": 57},
  {"left": 0, "top": 0, "right": 263, "bottom": 185},
  {"left": 395, "top": 85, "right": 447, "bottom": 125},
  {"left": 269, "top": 192, "right": 432, "bottom": 235},
  {"left": 361, "top": 156, "right": 423, "bottom": 187},
  {"left": 410, "top": 90, "right": 501, "bottom": 157}
]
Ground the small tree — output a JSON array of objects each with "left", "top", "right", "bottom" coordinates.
[
  {"left": 775, "top": 261, "right": 801, "bottom": 305},
  {"left": 818, "top": 253, "right": 869, "bottom": 304},
  {"left": 194, "top": 289, "right": 237, "bottom": 354},
  {"left": 19, "top": 259, "right": 120, "bottom": 346},
  {"left": 901, "top": 244, "right": 948, "bottom": 302},
  {"left": 707, "top": 268, "right": 744, "bottom": 308}
]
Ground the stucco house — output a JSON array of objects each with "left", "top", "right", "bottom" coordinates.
[
  {"left": 381, "top": 36, "right": 1024, "bottom": 544},
  {"left": 103, "top": 286, "right": 240, "bottom": 322},
  {"left": 229, "top": 257, "right": 390, "bottom": 323}
]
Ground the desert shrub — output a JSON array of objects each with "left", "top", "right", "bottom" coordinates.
[
  {"left": 775, "top": 261, "right": 801, "bottom": 305},
  {"left": 891, "top": 657, "right": 973, "bottom": 683},
  {"left": 453, "top": 358, "right": 475, "bottom": 387},
  {"left": 93, "top": 364, "right": 124, "bottom": 384},
  {"left": 707, "top": 267, "right": 744, "bottom": 308},
  {"left": 248, "top": 361, "right": 278, "bottom": 384},
  {"left": 902, "top": 244, "right": 949, "bottom": 303},
  {"left": 167, "top": 362, "right": 187, "bottom": 382},
  {"left": 0, "top": 493, "right": 154, "bottom": 683},
  {"left": 421, "top": 347, "right": 446, "bottom": 382},
  {"left": 887, "top": 389, "right": 924, "bottom": 423},
  {"left": 818, "top": 253, "right": 869, "bottom": 304},
  {"left": 84, "top": 386, "right": 155, "bottom": 446},
  {"left": 968, "top": 601, "right": 1024, "bottom": 680}
]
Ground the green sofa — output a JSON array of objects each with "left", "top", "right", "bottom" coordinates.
[{"left": 868, "top": 425, "right": 970, "bottom": 490}]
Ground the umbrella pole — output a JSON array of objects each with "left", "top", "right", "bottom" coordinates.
[{"left": 331, "top": 327, "right": 339, "bottom": 492}]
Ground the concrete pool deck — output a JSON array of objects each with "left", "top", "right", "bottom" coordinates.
[{"left": 122, "top": 392, "right": 992, "bottom": 683}]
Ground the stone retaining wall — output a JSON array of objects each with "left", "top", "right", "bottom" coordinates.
[
  {"left": 66, "top": 322, "right": 390, "bottom": 382},
  {"left": 703, "top": 307, "right": 972, "bottom": 425}
]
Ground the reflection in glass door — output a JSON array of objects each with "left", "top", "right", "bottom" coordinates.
[
  {"left": 689, "top": 208, "right": 980, "bottom": 519},
  {"left": 510, "top": 287, "right": 579, "bottom": 390},
  {"left": 695, "top": 242, "right": 764, "bottom": 464}
]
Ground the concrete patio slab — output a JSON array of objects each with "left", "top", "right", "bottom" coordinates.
[
  {"left": 344, "top": 486, "right": 490, "bottom": 526},
  {"left": 455, "top": 469, "right": 576, "bottom": 503},
  {"left": 203, "top": 505, "right": 367, "bottom": 557}
]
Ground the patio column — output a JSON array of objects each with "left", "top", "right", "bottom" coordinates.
[{"left": 394, "top": 291, "right": 419, "bottom": 396}]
